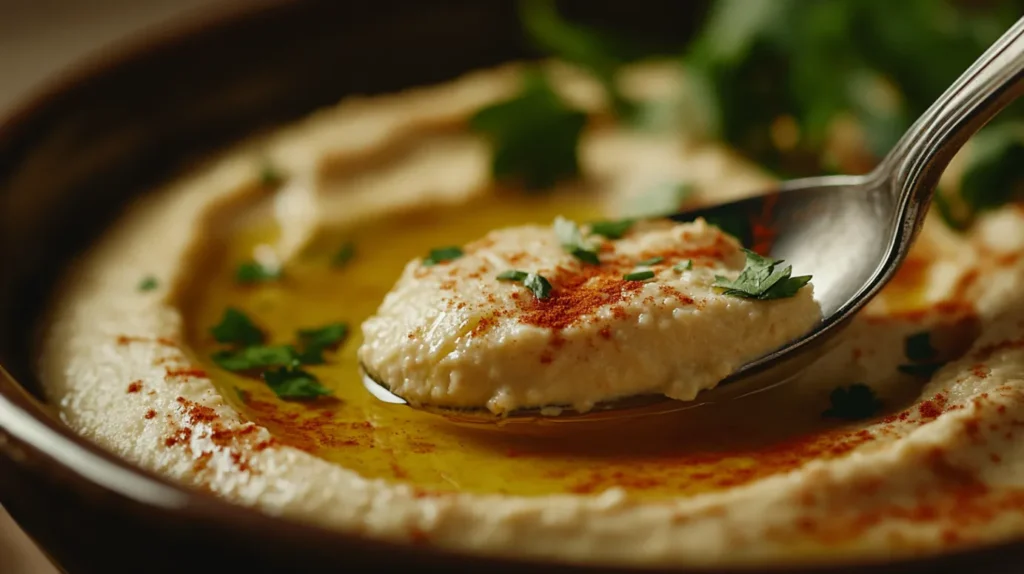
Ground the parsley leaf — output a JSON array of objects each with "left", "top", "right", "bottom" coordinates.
[
  {"left": 589, "top": 218, "right": 635, "bottom": 239},
  {"left": 674, "top": 260, "right": 694, "bottom": 272},
  {"left": 331, "top": 242, "right": 356, "bottom": 267},
  {"left": 637, "top": 256, "right": 664, "bottom": 266},
  {"left": 470, "top": 69, "right": 588, "bottom": 190},
  {"left": 623, "top": 182, "right": 694, "bottom": 219},
  {"left": 212, "top": 345, "right": 298, "bottom": 372},
  {"left": 822, "top": 384, "right": 882, "bottom": 421},
  {"left": 423, "top": 246, "right": 464, "bottom": 266},
  {"left": 713, "top": 249, "right": 811, "bottom": 300},
  {"left": 624, "top": 270, "right": 655, "bottom": 281},
  {"left": 498, "top": 270, "right": 552, "bottom": 300},
  {"left": 137, "top": 276, "right": 158, "bottom": 292},
  {"left": 210, "top": 308, "right": 264, "bottom": 347},
  {"left": 236, "top": 261, "right": 281, "bottom": 284},
  {"left": 554, "top": 216, "right": 600, "bottom": 265},
  {"left": 262, "top": 366, "right": 332, "bottom": 401},
  {"left": 259, "top": 162, "right": 285, "bottom": 187},
  {"left": 296, "top": 323, "right": 349, "bottom": 364},
  {"left": 904, "top": 331, "right": 936, "bottom": 363}
]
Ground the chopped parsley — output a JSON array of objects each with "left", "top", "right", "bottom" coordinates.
[
  {"left": 713, "top": 249, "right": 811, "bottom": 300},
  {"left": 259, "top": 162, "right": 285, "bottom": 187},
  {"left": 423, "top": 246, "right": 464, "bottom": 266},
  {"left": 589, "top": 218, "right": 635, "bottom": 239},
  {"left": 236, "top": 261, "right": 281, "bottom": 284},
  {"left": 674, "top": 260, "right": 694, "bottom": 272},
  {"left": 212, "top": 345, "right": 297, "bottom": 372},
  {"left": 331, "top": 242, "right": 356, "bottom": 267},
  {"left": 262, "top": 366, "right": 332, "bottom": 401},
  {"left": 904, "top": 331, "right": 936, "bottom": 362},
  {"left": 554, "top": 216, "right": 600, "bottom": 265},
  {"left": 296, "top": 323, "right": 349, "bottom": 364},
  {"left": 137, "top": 275, "right": 158, "bottom": 292},
  {"left": 210, "top": 308, "right": 264, "bottom": 347},
  {"left": 497, "top": 270, "right": 552, "bottom": 300},
  {"left": 624, "top": 270, "right": 656, "bottom": 282},
  {"left": 822, "top": 384, "right": 882, "bottom": 421},
  {"left": 469, "top": 68, "right": 588, "bottom": 190},
  {"left": 637, "top": 256, "right": 664, "bottom": 266}
]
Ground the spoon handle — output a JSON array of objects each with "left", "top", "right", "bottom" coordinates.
[{"left": 884, "top": 16, "right": 1024, "bottom": 241}]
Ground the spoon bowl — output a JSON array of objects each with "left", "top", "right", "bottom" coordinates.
[{"left": 363, "top": 16, "right": 1024, "bottom": 423}]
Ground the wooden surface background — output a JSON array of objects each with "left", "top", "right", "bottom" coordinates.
[{"left": 0, "top": 3, "right": 238, "bottom": 571}]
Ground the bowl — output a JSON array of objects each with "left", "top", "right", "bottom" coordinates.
[{"left": 1, "top": 1, "right": 1022, "bottom": 572}]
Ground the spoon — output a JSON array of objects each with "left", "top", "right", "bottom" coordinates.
[{"left": 363, "top": 17, "right": 1024, "bottom": 425}]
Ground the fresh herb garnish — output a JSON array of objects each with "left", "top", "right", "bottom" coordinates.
[
  {"left": 674, "top": 260, "right": 694, "bottom": 272},
  {"left": 212, "top": 345, "right": 298, "bottom": 372},
  {"left": 331, "top": 242, "right": 356, "bottom": 267},
  {"left": 554, "top": 216, "right": 600, "bottom": 265},
  {"left": 259, "top": 162, "right": 285, "bottom": 187},
  {"left": 497, "top": 270, "right": 552, "bottom": 300},
  {"left": 137, "top": 276, "right": 158, "bottom": 292},
  {"left": 713, "top": 249, "right": 811, "bottom": 300},
  {"left": 236, "top": 261, "right": 281, "bottom": 284},
  {"left": 589, "top": 218, "right": 635, "bottom": 239},
  {"left": 210, "top": 308, "right": 264, "bottom": 347},
  {"left": 904, "top": 331, "right": 936, "bottom": 363},
  {"left": 624, "top": 270, "right": 656, "bottom": 282},
  {"left": 823, "top": 384, "right": 882, "bottom": 421},
  {"left": 469, "top": 69, "right": 588, "bottom": 189},
  {"left": 897, "top": 363, "right": 945, "bottom": 378},
  {"left": 423, "top": 246, "right": 464, "bottom": 266},
  {"left": 637, "top": 256, "right": 664, "bottom": 266},
  {"left": 262, "top": 366, "right": 332, "bottom": 401},
  {"left": 623, "top": 182, "right": 694, "bottom": 219},
  {"left": 296, "top": 323, "right": 349, "bottom": 364}
]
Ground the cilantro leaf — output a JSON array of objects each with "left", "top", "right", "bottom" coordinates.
[
  {"left": 554, "top": 216, "right": 600, "bottom": 265},
  {"left": 713, "top": 249, "right": 811, "bottom": 300},
  {"left": 212, "top": 345, "right": 298, "bottom": 372},
  {"left": 822, "top": 383, "right": 882, "bottom": 421},
  {"left": 589, "top": 218, "right": 635, "bottom": 239},
  {"left": 470, "top": 69, "right": 588, "bottom": 190},
  {"left": 423, "top": 246, "right": 464, "bottom": 266},
  {"left": 262, "top": 366, "right": 332, "bottom": 401},
  {"left": 331, "top": 242, "right": 356, "bottom": 267},
  {"left": 137, "top": 276, "right": 158, "bottom": 292},
  {"left": 236, "top": 261, "right": 281, "bottom": 284},
  {"left": 296, "top": 323, "right": 349, "bottom": 364},
  {"left": 210, "top": 308, "right": 264, "bottom": 347}
]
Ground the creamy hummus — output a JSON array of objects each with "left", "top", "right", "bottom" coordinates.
[
  {"left": 361, "top": 218, "right": 819, "bottom": 414},
  {"left": 35, "top": 61, "right": 1024, "bottom": 568}
]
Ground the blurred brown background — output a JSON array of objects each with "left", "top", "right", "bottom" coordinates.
[{"left": 0, "top": 2, "right": 238, "bottom": 571}]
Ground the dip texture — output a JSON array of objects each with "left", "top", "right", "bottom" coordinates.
[{"left": 360, "top": 218, "right": 819, "bottom": 414}]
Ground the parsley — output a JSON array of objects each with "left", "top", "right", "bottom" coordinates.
[
  {"left": 212, "top": 345, "right": 297, "bottom": 372},
  {"left": 624, "top": 270, "right": 656, "bottom": 281},
  {"left": 210, "top": 308, "right": 264, "bottom": 347},
  {"left": 137, "top": 276, "right": 158, "bottom": 292},
  {"left": 823, "top": 384, "right": 882, "bottom": 421},
  {"left": 554, "top": 216, "right": 600, "bottom": 265},
  {"left": 637, "top": 256, "right": 664, "bottom": 266},
  {"left": 904, "top": 331, "right": 936, "bottom": 362},
  {"left": 259, "top": 162, "right": 285, "bottom": 187},
  {"left": 470, "top": 69, "right": 587, "bottom": 189},
  {"left": 623, "top": 183, "right": 694, "bottom": 219},
  {"left": 589, "top": 218, "right": 635, "bottom": 239},
  {"left": 497, "top": 270, "right": 530, "bottom": 282},
  {"left": 935, "top": 124, "right": 1024, "bottom": 230},
  {"left": 331, "top": 242, "right": 356, "bottom": 267},
  {"left": 897, "top": 363, "right": 945, "bottom": 378},
  {"left": 296, "top": 323, "right": 349, "bottom": 364},
  {"left": 262, "top": 366, "right": 332, "bottom": 401},
  {"left": 236, "top": 261, "right": 281, "bottom": 284},
  {"left": 498, "top": 270, "right": 552, "bottom": 300},
  {"left": 674, "top": 260, "right": 694, "bottom": 272},
  {"left": 713, "top": 249, "right": 811, "bottom": 300},
  {"left": 423, "top": 246, "right": 464, "bottom": 266}
]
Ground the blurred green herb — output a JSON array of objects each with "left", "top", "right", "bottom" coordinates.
[{"left": 236, "top": 261, "right": 281, "bottom": 284}]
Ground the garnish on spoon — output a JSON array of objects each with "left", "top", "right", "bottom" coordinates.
[
  {"left": 497, "top": 270, "right": 553, "bottom": 300},
  {"left": 589, "top": 218, "right": 635, "bottom": 239},
  {"left": 713, "top": 249, "right": 811, "bottom": 300},
  {"left": 236, "top": 260, "right": 282, "bottom": 284},
  {"left": 423, "top": 246, "right": 464, "bottom": 266},
  {"left": 554, "top": 216, "right": 600, "bottom": 265}
]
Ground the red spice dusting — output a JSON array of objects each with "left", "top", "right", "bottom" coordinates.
[
  {"left": 390, "top": 462, "right": 409, "bottom": 479},
  {"left": 165, "top": 367, "right": 208, "bottom": 379},
  {"left": 193, "top": 452, "right": 213, "bottom": 473},
  {"left": 598, "top": 326, "right": 612, "bottom": 340},
  {"left": 164, "top": 427, "right": 192, "bottom": 448},
  {"left": 975, "top": 338, "right": 1024, "bottom": 361},
  {"left": 408, "top": 527, "right": 430, "bottom": 545},
  {"left": 144, "top": 409, "right": 157, "bottom": 420},
  {"left": 991, "top": 454, "right": 1003, "bottom": 463},
  {"left": 126, "top": 380, "right": 143, "bottom": 393},
  {"left": 918, "top": 393, "right": 949, "bottom": 422},
  {"left": 750, "top": 192, "right": 779, "bottom": 256},
  {"left": 116, "top": 335, "right": 178, "bottom": 347}
]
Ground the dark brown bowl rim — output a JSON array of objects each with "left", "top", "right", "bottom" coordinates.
[{"left": 0, "top": 2, "right": 1022, "bottom": 572}]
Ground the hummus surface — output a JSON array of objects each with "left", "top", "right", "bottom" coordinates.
[
  {"left": 36, "top": 61, "right": 1024, "bottom": 568},
  {"left": 361, "top": 218, "right": 818, "bottom": 414}
]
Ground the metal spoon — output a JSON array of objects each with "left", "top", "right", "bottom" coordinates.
[{"left": 363, "top": 17, "right": 1024, "bottom": 425}]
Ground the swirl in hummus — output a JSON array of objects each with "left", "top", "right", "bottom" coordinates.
[{"left": 35, "top": 61, "right": 1024, "bottom": 569}]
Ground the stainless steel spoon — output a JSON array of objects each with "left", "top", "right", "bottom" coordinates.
[{"left": 363, "top": 17, "right": 1024, "bottom": 425}]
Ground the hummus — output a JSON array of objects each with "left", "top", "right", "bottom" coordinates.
[
  {"left": 360, "top": 218, "right": 819, "bottom": 414},
  {"left": 35, "top": 61, "right": 1024, "bottom": 568}
]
